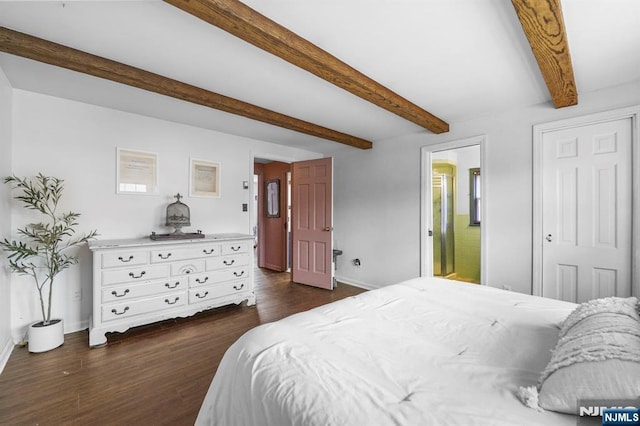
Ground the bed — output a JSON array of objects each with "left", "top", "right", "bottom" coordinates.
[{"left": 195, "top": 276, "right": 638, "bottom": 425}]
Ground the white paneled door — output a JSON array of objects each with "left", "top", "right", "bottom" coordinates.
[{"left": 541, "top": 118, "right": 632, "bottom": 303}]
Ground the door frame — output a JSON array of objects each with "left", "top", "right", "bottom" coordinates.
[
  {"left": 532, "top": 106, "right": 640, "bottom": 298},
  {"left": 255, "top": 161, "right": 290, "bottom": 271},
  {"left": 420, "top": 135, "right": 488, "bottom": 284},
  {"left": 251, "top": 152, "right": 297, "bottom": 270}
]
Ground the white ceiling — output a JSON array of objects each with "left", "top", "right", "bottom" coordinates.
[{"left": 1, "top": 0, "right": 639, "bottom": 154}]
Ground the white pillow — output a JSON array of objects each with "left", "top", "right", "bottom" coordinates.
[{"left": 536, "top": 296, "right": 640, "bottom": 414}]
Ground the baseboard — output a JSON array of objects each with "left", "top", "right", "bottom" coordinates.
[
  {"left": 0, "top": 319, "right": 89, "bottom": 372},
  {"left": 335, "top": 276, "right": 379, "bottom": 291},
  {"left": 64, "top": 319, "right": 90, "bottom": 334},
  {"left": 0, "top": 336, "right": 15, "bottom": 375},
  {"left": 12, "top": 318, "right": 89, "bottom": 345}
]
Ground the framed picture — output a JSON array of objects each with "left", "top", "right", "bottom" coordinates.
[
  {"left": 190, "top": 158, "right": 221, "bottom": 198},
  {"left": 116, "top": 148, "right": 159, "bottom": 194}
]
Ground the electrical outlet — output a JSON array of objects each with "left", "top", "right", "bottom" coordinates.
[{"left": 73, "top": 288, "right": 82, "bottom": 301}]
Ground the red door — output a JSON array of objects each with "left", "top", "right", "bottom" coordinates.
[
  {"left": 256, "top": 161, "right": 289, "bottom": 272},
  {"left": 291, "top": 157, "right": 333, "bottom": 289}
]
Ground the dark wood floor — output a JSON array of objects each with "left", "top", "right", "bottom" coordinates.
[{"left": 0, "top": 267, "right": 365, "bottom": 425}]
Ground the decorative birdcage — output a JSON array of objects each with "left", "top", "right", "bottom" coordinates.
[
  {"left": 150, "top": 193, "right": 204, "bottom": 240},
  {"left": 166, "top": 193, "right": 190, "bottom": 233}
]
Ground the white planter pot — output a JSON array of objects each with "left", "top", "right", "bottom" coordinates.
[{"left": 28, "top": 319, "right": 64, "bottom": 353}]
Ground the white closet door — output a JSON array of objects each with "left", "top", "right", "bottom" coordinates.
[{"left": 541, "top": 118, "right": 632, "bottom": 303}]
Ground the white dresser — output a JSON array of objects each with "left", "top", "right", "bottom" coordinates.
[{"left": 88, "top": 233, "right": 255, "bottom": 347}]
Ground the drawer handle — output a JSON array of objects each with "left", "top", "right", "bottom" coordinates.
[
  {"left": 233, "top": 270, "right": 245, "bottom": 277},
  {"left": 164, "top": 297, "right": 180, "bottom": 305},
  {"left": 203, "top": 248, "right": 216, "bottom": 255},
  {"left": 233, "top": 283, "right": 244, "bottom": 291},
  {"left": 128, "top": 271, "right": 146, "bottom": 279},
  {"left": 195, "top": 291, "right": 209, "bottom": 299},
  {"left": 111, "top": 289, "right": 130, "bottom": 298},
  {"left": 195, "top": 277, "right": 209, "bottom": 284},
  {"left": 157, "top": 253, "right": 172, "bottom": 260},
  {"left": 230, "top": 246, "right": 241, "bottom": 252},
  {"left": 118, "top": 255, "right": 134, "bottom": 263},
  {"left": 111, "top": 306, "right": 130, "bottom": 316},
  {"left": 165, "top": 282, "right": 180, "bottom": 289},
  {"left": 223, "top": 259, "right": 235, "bottom": 266}
]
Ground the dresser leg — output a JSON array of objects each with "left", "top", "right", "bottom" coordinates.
[
  {"left": 89, "top": 329, "right": 108, "bottom": 348},
  {"left": 246, "top": 292, "right": 257, "bottom": 306}
]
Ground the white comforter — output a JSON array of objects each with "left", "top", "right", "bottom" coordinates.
[{"left": 196, "top": 277, "right": 579, "bottom": 425}]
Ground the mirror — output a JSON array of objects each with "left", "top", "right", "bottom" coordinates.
[{"left": 266, "top": 179, "right": 280, "bottom": 218}]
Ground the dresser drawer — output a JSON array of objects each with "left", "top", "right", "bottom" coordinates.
[
  {"left": 187, "top": 272, "right": 215, "bottom": 287},
  {"left": 215, "top": 266, "right": 250, "bottom": 282},
  {"left": 101, "top": 251, "right": 148, "bottom": 268},
  {"left": 102, "top": 277, "right": 188, "bottom": 303},
  {"left": 220, "top": 242, "right": 249, "bottom": 255},
  {"left": 170, "top": 259, "right": 206, "bottom": 276},
  {"left": 189, "top": 279, "right": 249, "bottom": 304},
  {"left": 102, "top": 265, "right": 169, "bottom": 286},
  {"left": 151, "top": 244, "right": 220, "bottom": 263},
  {"left": 102, "top": 291, "right": 187, "bottom": 322},
  {"left": 206, "top": 253, "right": 250, "bottom": 270},
  {"left": 189, "top": 267, "right": 249, "bottom": 287}
]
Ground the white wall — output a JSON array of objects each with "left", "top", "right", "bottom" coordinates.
[
  {"left": 333, "top": 81, "right": 640, "bottom": 294},
  {"left": 10, "top": 89, "right": 320, "bottom": 340},
  {"left": 0, "top": 66, "right": 14, "bottom": 368},
  {"left": 432, "top": 144, "right": 480, "bottom": 215}
]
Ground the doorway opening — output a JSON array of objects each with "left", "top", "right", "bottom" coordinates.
[
  {"left": 421, "top": 136, "right": 486, "bottom": 284},
  {"left": 254, "top": 158, "right": 291, "bottom": 273},
  {"left": 252, "top": 155, "right": 336, "bottom": 290}
]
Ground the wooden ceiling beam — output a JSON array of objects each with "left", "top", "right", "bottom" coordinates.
[
  {"left": 512, "top": 0, "right": 578, "bottom": 108},
  {"left": 0, "top": 26, "right": 372, "bottom": 150},
  {"left": 164, "top": 0, "right": 449, "bottom": 134}
]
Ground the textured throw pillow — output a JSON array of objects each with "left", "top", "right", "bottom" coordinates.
[{"left": 535, "top": 296, "right": 640, "bottom": 414}]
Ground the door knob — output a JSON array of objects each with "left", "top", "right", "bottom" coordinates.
[
  {"left": 545, "top": 234, "right": 553, "bottom": 242},
  {"left": 323, "top": 227, "right": 333, "bottom": 232}
]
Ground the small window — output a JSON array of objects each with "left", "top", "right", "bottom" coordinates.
[{"left": 470, "top": 168, "right": 481, "bottom": 226}]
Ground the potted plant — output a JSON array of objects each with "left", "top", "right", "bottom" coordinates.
[{"left": 0, "top": 173, "right": 97, "bottom": 352}]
